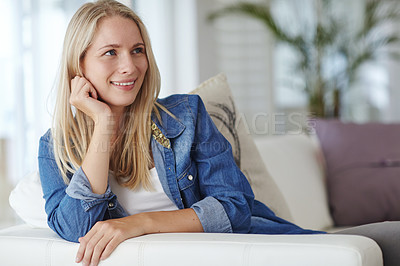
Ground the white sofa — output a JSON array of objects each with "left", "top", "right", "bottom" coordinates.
[
  {"left": 0, "top": 134, "right": 383, "bottom": 266},
  {"left": 0, "top": 74, "right": 383, "bottom": 265}
]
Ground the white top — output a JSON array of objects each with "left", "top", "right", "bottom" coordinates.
[{"left": 108, "top": 168, "right": 179, "bottom": 215}]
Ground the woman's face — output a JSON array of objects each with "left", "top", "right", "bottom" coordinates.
[{"left": 81, "top": 16, "right": 148, "bottom": 113}]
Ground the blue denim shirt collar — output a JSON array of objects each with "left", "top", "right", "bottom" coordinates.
[{"left": 151, "top": 107, "right": 185, "bottom": 139}]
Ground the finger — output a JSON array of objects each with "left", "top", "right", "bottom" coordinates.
[
  {"left": 78, "top": 79, "right": 98, "bottom": 100},
  {"left": 70, "top": 76, "right": 79, "bottom": 95},
  {"left": 90, "top": 235, "right": 113, "bottom": 266},
  {"left": 70, "top": 76, "right": 86, "bottom": 98},
  {"left": 76, "top": 234, "right": 95, "bottom": 264},
  {"left": 89, "top": 86, "right": 98, "bottom": 100},
  {"left": 71, "top": 81, "right": 94, "bottom": 104},
  {"left": 72, "top": 76, "right": 89, "bottom": 94},
  {"left": 81, "top": 230, "right": 106, "bottom": 266},
  {"left": 100, "top": 236, "right": 122, "bottom": 261},
  {"left": 76, "top": 77, "right": 91, "bottom": 95},
  {"left": 75, "top": 224, "right": 101, "bottom": 263},
  {"left": 75, "top": 237, "right": 85, "bottom": 263}
]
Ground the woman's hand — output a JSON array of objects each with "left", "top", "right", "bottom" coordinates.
[
  {"left": 74, "top": 209, "right": 202, "bottom": 266},
  {"left": 75, "top": 215, "right": 147, "bottom": 266},
  {"left": 70, "top": 76, "right": 112, "bottom": 124}
]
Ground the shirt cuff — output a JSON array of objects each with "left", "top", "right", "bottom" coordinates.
[
  {"left": 66, "top": 167, "right": 114, "bottom": 211},
  {"left": 191, "top": 196, "right": 232, "bottom": 233}
]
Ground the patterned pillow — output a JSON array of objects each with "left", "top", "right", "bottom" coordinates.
[{"left": 191, "top": 73, "right": 292, "bottom": 221}]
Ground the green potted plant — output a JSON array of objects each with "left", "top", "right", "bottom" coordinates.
[{"left": 209, "top": 0, "right": 400, "bottom": 118}]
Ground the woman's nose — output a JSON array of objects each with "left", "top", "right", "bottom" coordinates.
[{"left": 119, "top": 54, "right": 136, "bottom": 74}]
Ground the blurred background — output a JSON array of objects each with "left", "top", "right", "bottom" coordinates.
[{"left": 1, "top": 0, "right": 400, "bottom": 228}]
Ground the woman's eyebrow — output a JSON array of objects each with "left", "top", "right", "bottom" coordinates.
[
  {"left": 98, "top": 44, "right": 120, "bottom": 51},
  {"left": 98, "top": 42, "right": 145, "bottom": 51},
  {"left": 132, "top": 42, "right": 145, "bottom": 48}
]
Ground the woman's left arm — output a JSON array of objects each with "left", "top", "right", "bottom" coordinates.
[{"left": 76, "top": 208, "right": 203, "bottom": 266}]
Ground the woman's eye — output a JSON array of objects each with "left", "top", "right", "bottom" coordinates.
[
  {"left": 105, "top": 49, "right": 117, "bottom": 56},
  {"left": 132, "top": 47, "right": 144, "bottom": 54}
]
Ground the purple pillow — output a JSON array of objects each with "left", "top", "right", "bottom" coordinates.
[{"left": 315, "top": 119, "right": 400, "bottom": 226}]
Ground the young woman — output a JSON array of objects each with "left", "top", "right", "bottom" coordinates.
[{"left": 38, "top": 1, "right": 399, "bottom": 266}]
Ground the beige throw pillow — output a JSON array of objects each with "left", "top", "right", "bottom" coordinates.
[
  {"left": 190, "top": 73, "right": 292, "bottom": 221},
  {"left": 254, "top": 135, "right": 334, "bottom": 230}
]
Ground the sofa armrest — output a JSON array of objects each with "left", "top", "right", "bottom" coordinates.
[{"left": 0, "top": 224, "right": 382, "bottom": 266}]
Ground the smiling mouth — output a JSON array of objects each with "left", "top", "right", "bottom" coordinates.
[{"left": 111, "top": 81, "right": 135, "bottom": 86}]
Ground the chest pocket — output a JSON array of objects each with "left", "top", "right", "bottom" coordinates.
[{"left": 177, "top": 162, "right": 197, "bottom": 190}]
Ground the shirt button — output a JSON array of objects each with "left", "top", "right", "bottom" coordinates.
[
  {"left": 187, "top": 175, "right": 193, "bottom": 181},
  {"left": 108, "top": 202, "right": 115, "bottom": 208}
]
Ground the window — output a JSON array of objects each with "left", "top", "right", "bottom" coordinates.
[{"left": 0, "top": 0, "right": 90, "bottom": 227}]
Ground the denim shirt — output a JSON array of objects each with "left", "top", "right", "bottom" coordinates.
[{"left": 38, "top": 94, "right": 320, "bottom": 243}]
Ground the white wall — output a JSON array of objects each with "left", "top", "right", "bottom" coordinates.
[
  {"left": 196, "top": 0, "right": 276, "bottom": 135},
  {"left": 387, "top": 22, "right": 400, "bottom": 123},
  {"left": 134, "top": 0, "right": 199, "bottom": 96}
]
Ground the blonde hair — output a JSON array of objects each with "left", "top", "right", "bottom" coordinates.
[{"left": 52, "top": 0, "right": 161, "bottom": 189}]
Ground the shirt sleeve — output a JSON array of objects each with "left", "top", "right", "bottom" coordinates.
[
  {"left": 38, "top": 130, "right": 123, "bottom": 242},
  {"left": 189, "top": 96, "right": 255, "bottom": 234},
  {"left": 65, "top": 167, "right": 114, "bottom": 211},
  {"left": 191, "top": 196, "right": 233, "bottom": 233}
]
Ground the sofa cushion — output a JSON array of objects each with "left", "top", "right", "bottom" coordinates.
[
  {"left": 191, "top": 73, "right": 292, "bottom": 221},
  {"left": 254, "top": 135, "right": 334, "bottom": 231},
  {"left": 316, "top": 119, "right": 400, "bottom": 226}
]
